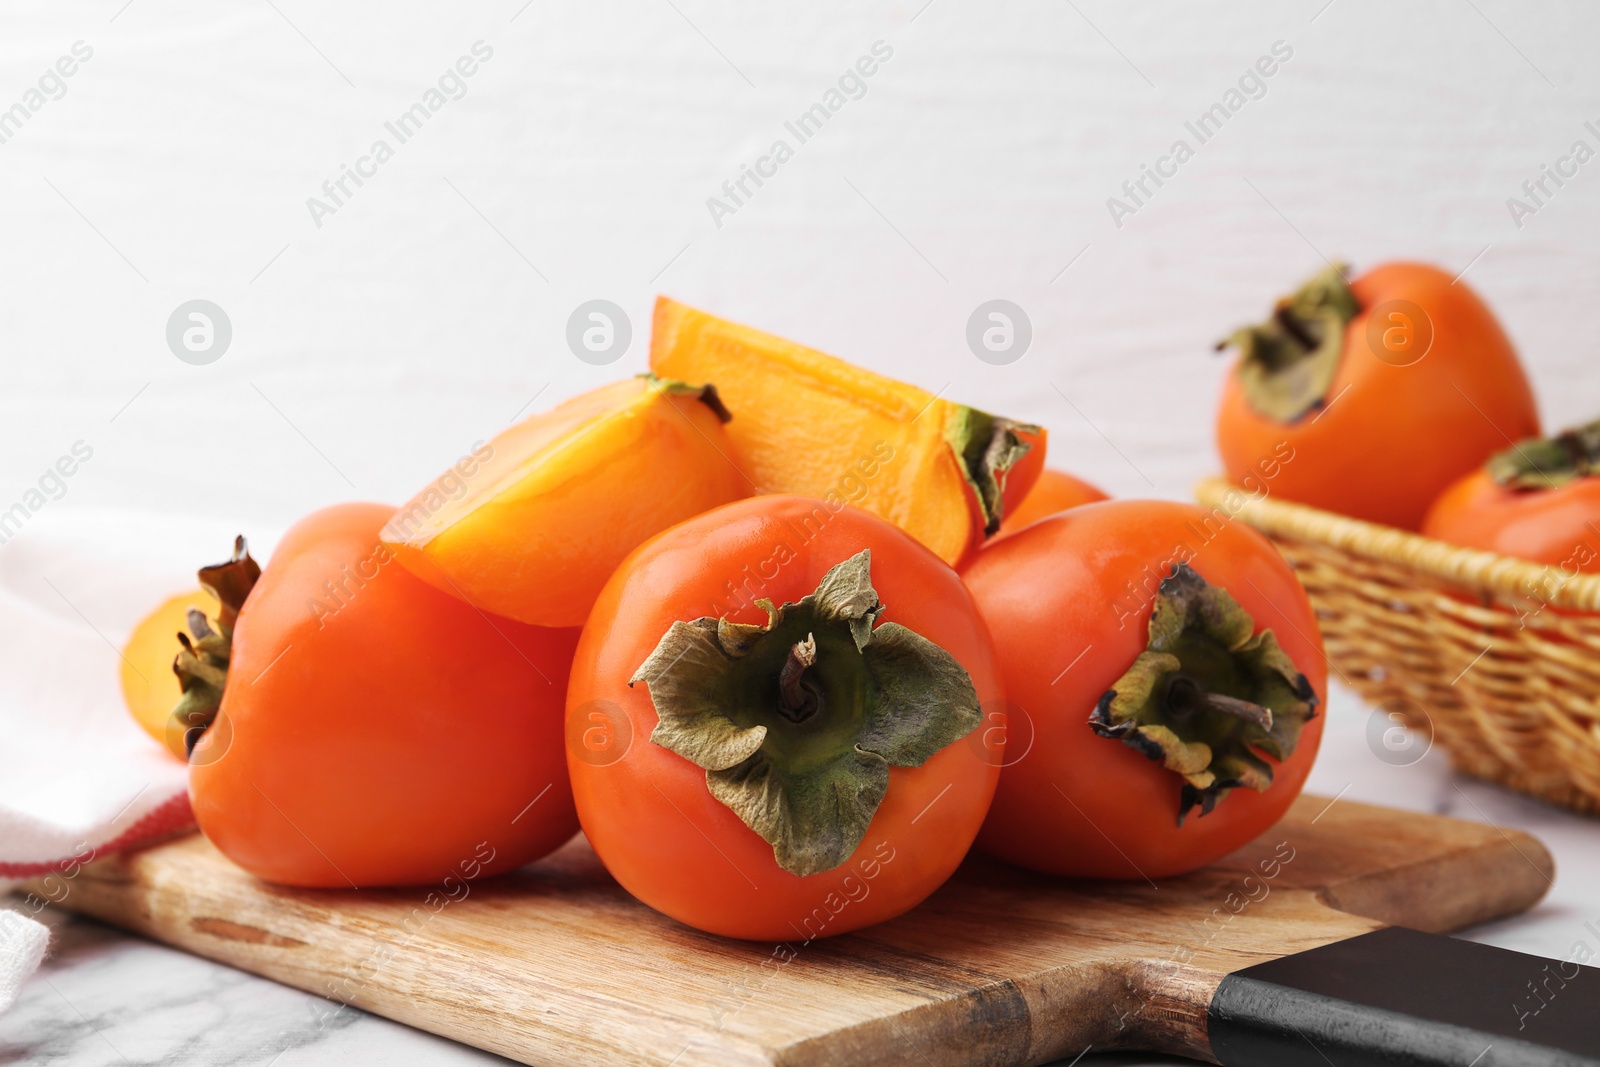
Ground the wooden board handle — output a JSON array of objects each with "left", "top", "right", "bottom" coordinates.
[{"left": 1208, "top": 926, "right": 1600, "bottom": 1066}]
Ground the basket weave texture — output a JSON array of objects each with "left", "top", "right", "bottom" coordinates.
[{"left": 1194, "top": 477, "right": 1600, "bottom": 816}]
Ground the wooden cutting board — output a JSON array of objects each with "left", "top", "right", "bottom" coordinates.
[{"left": 37, "top": 795, "right": 1563, "bottom": 1066}]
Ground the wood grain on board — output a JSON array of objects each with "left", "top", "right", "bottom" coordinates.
[{"left": 36, "top": 795, "right": 1553, "bottom": 1066}]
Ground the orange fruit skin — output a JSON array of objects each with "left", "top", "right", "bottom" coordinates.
[
  {"left": 1216, "top": 262, "right": 1539, "bottom": 530},
  {"left": 567, "top": 496, "right": 1003, "bottom": 940},
  {"left": 964, "top": 500, "right": 1326, "bottom": 880},
  {"left": 121, "top": 589, "right": 210, "bottom": 760},
  {"left": 992, "top": 468, "right": 1108, "bottom": 540},
  {"left": 383, "top": 377, "right": 748, "bottom": 629},
  {"left": 1423, "top": 469, "right": 1600, "bottom": 570},
  {"left": 191, "top": 502, "right": 581, "bottom": 888}
]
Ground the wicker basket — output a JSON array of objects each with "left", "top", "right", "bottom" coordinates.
[{"left": 1194, "top": 477, "right": 1600, "bottom": 816}]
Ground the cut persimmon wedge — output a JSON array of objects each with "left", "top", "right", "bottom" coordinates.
[
  {"left": 382, "top": 375, "right": 748, "bottom": 628},
  {"left": 650, "top": 297, "right": 1045, "bottom": 566}
]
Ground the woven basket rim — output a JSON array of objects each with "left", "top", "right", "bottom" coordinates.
[{"left": 1194, "top": 476, "right": 1600, "bottom": 613}]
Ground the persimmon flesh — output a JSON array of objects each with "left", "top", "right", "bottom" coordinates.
[
  {"left": 650, "top": 297, "right": 1044, "bottom": 567},
  {"left": 383, "top": 376, "right": 748, "bottom": 628}
]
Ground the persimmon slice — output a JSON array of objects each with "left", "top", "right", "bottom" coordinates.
[
  {"left": 382, "top": 376, "right": 748, "bottom": 628},
  {"left": 649, "top": 297, "right": 1045, "bottom": 566}
]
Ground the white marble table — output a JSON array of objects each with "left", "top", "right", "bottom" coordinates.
[{"left": 6, "top": 681, "right": 1598, "bottom": 1067}]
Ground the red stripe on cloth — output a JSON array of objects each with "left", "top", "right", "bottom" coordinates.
[{"left": 0, "top": 792, "right": 195, "bottom": 880}]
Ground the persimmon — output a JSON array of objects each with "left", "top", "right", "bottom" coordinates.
[
  {"left": 1215, "top": 262, "right": 1539, "bottom": 530},
  {"left": 121, "top": 588, "right": 213, "bottom": 759},
  {"left": 188, "top": 502, "right": 581, "bottom": 887},
  {"left": 1423, "top": 417, "right": 1600, "bottom": 570},
  {"left": 382, "top": 375, "right": 747, "bottom": 628},
  {"left": 993, "top": 468, "right": 1108, "bottom": 539},
  {"left": 963, "top": 500, "right": 1326, "bottom": 879},
  {"left": 650, "top": 297, "right": 1044, "bottom": 567},
  {"left": 567, "top": 495, "right": 1002, "bottom": 940}
]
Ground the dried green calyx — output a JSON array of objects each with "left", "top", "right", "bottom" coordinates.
[
  {"left": 172, "top": 536, "right": 260, "bottom": 758},
  {"left": 945, "top": 406, "right": 1040, "bottom": 536},
  {"left": 1091, "top": 563, "right": 1318, "bottom": 824},
  {"left": 1217, "top": 262, "right": 1359, "bottom": 423},
  {"left": 1486, "top": 417, "right": 1600, "bottom": 490},
  {"left": 640, "top": 373, "right": 732, "bottom": 423},
  {"left": 631, "top": 550, "right": 982, "bottom": 877}
]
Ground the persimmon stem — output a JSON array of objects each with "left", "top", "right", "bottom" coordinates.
[
  {"left": 172, "top": 536, "right": 260, "bottom": 760},
  {"left": 1164, "top": 674, "right": 1274, "bottom": 731},
  {"left": 634, "top": 549, "right": 984, "bottom": 878},
  {"left": 1092, "top": 563, "right": 1317, "bottom": 825},
  {"left": 1218, "top": 262, "right": 1358, "bottom": 423},
  {"left": 777, "top": 633, "right": 820, "bottom": 722},
  {"left": 1272, "top": 304, "right": 1317, "bottom": 357},
  {"left": 1486, "top": 417, "right": 1600, "bottom": 489}
]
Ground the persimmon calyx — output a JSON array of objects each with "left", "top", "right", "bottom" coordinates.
[
  {"left": 640, "top": 373, "right": 732, "bottom": 424},
  {"left": 172, "top": 536, "right": 260, "bottom": 758},
  {"left": 946, "top": 406, "right": 1040, "bottom": 536},
  {"left": 1487, "top": 417, "right": 1600, "bottom": 489},
  {"left": 631, "top": 550, "right": 981, "bottom": 877},
  {"left": 1217, "top": 262, "right": 1357, "bottom": 424},
  {"left": 1090, "top": 563, "right": 1317, "bottom": 825}
]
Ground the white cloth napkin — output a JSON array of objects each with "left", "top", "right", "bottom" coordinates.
[
  {"left": 0, "top": 910, "right": 49, "bottom": 1013},
  {"left": 0, "top": 508, "right": 278, "bottom": 1010}
]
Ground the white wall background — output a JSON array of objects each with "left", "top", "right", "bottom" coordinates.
[{"left": 2, "top": 0, "right": 1597, "bottom": 533}]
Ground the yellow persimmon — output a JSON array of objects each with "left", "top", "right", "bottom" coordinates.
[{"left": 121, "top": 589, "right": 211, "bottom": 760}]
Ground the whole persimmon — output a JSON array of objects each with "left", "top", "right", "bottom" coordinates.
[
  {"left": 1423, "top": 417, "right": 1600, "bottom": 570},
  {"left": 187, "top": 503, "right": 581, "bottom": 887},
  {"left": 567, "top": 495, "right": 1002, "bottom": 940},
  {"left": 1215, "top": 262, "right": 1538, "bottom": 530},
  {"left": 964, "top": 500, "right": 1326, "bottom": 880}
]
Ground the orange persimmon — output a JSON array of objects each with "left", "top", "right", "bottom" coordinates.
[
  {"left": 1215, "top": 262, "right": 1539, "bottom": 530},
  {"left": 567, "top": 495, "right": 1001, "bottom": 939},
  {"left": 189, "top": 503, "right": 581, "bottom": 887},
  {"left": 649, "top": 297, "right": 1044, "bottom": 567},
  {"left": 993, "top": 468, "right": 1108, "bottom": 539},
  {"left": 965, "top": 500, "right": 1325, "bottom": 879},
  {"left": 1423, "top": 418, "right": 1600, "bottom": 570},
  {"left": 382, "top": 376, "right": 748, "bottom": 628}
]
